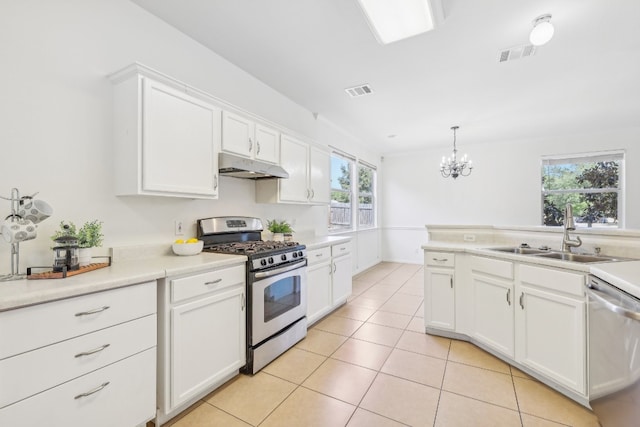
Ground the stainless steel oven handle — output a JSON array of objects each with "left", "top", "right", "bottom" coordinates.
[
  {"left": 254, "top": 260, "right": 306, "bottom": 279},
  {"left": 586, "top": 287, "right": 640, "bottom": 321}
]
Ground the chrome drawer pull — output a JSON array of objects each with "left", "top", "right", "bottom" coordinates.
[
  {"left": 75, "top": 344, "right": 110, "bottom": 358},
  {"left": 74, "top": 382, "right": 110, "bottom": 400},
  {"left": 204, "top": 278, "right": 223, "bottom": 286},
  {"left": 506, "top": 289, "right": 511, "bottom": 306},
  {"left": 315, "top": 253, "right": 323, "bottom": 257},
  {"left": 519, "top": 293, "right": 525, "bottom": 309},
  {"left": 432, "top": 258, "right": 448, "bottom": 262},
  {"left": 75, "top": 306, "right": 110, "bottom": 317}
]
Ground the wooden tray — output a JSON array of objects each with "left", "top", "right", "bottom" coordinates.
[{"left": 27, "top": 257, "right": 112, "bottom": 280}]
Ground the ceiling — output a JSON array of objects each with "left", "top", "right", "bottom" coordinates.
[{"left": 131, "top": 0, "right": 640, "bottom": 154}]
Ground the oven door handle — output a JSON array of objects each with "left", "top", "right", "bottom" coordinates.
[
  {"left": 587, "top": 287, "right": 640, "bottom": 321},
  {"left": 254, "top": 259, "right": 306, "bottom": 279}
]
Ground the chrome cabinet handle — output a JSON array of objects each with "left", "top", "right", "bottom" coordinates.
[
  {"left": 506, "top": 289, "right": 511, "bottom": 306},
  {"left": 432, "top": 258, "right": 448, "bottom": 262},
  {"left": 315, "top": 253, "right": 323, "bottom": 257},
  {"left": 75, "top": 344, "right": 110, "bottom": 358},
  {"left": 519, "top": 293, "right": 524, "bottom": 309},
  {"left": 204, "top": 278, "right": 222, "bottom": 286},
  {"left": 450, "top": 277, "right": 453, "bottom": 288},
  {"left": 75, "top": 306, "right": 110, "bottom": 317},
  {"left": 248, "top": 138, "right": 253, "bottom": 152},
  {"left": 306, "top": 189, "right": 311, "bottom": 199},
  {"left": 310, "top": 189, "right": 315, "bottom": 199},
  {"left": 256, "top": 141, "right": 261, "bottom": 155},
  {"left": 213, "top": 174, "right": 218, "bottom": 190},
  {"left": 241, "top": 293, "right": 245, "bottom": 310},
  {"left": 333, "top": 263, "right": 337, "bottom": 273},
  {"left": 74, "top": 382, "right": 110, "bottom": 400}
]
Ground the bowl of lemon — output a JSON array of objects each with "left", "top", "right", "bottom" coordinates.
[{"left": 172, "top": 238, "right": 204, "bottom": 256}]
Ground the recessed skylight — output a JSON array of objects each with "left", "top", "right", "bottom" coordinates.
[{"left": 356, "top": 0, "right": 444, "bottom": 45}]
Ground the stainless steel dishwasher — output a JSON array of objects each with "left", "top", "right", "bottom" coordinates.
[{"left": 587, "top": 275, "right": 640, "bottom": 426}]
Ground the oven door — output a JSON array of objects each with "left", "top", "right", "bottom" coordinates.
[{"left": 250, "top": 259, "right": 307, "bottom": 345}]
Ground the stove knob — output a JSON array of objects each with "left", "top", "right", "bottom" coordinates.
[
  {"left": 292, "top": 252, "right": 298, "bottom": 258},
  {"left": 268, "top": 257, "right": 274, "bottom": 264},
  {"left": 298, "top": 251, "right": 303, "bottom": 257},
  {"left": 281, "top": 254, "right": 287, "bottom": 261},
  {"left": 260, "top": 259, "right": 267, "bottom": 266}
]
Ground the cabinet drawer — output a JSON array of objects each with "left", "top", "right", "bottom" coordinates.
[
  {"left": 332, "top": 241, "right": 351, "bottom": 258},
  {"left": 471, "top": 256, "right": 514, "bottom": 280},
  {"left": 425, "top": 252, "right": 455, "bottom": 267},
  {"left": 171, "top": 264, "right": 245, "bottom": 303},
  {"left": 307, "top": 247, "right": 331, "bottom": 266},
  {"left": 519, "top": 264, "right": 586, "bottom": 297},
  {"left": 0, "top": 314, "right": 156, "bottom": 408},
  {"left": 0, "top": 281, "right": 156, "bottom": 360},
  {"left": 0, "top": 348, "right": 156, "bottom": 427}
]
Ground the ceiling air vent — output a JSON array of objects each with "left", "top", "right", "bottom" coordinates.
[
  {"left": 498, "top": 44, "right": 536, "bottom": 63},
  {"left": 345, "top": 84, "right": 374, "bottom": 98}
]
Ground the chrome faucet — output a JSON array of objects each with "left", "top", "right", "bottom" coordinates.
[{"left": 562, "top": 203, "right": 582, "bottom": 252}]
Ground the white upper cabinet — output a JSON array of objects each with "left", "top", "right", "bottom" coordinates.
[
  {"left": 256, "top": 134, "right": 330, "bottom": 204},
  {"left": 222, "top": 111, "right": 279, "bottom": 164},
  {"left": 111, "top": 65, "right": 221, "bottom": 199}
]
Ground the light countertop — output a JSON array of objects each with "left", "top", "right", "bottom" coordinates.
[
  {"left": 0, "top": 253, "right": 245, "bottom": 312},
  {"left": 423, "top": 242, "right": 640, "bottom": 298}
]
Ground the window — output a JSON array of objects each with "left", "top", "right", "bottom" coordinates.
[
  {"left": 541, "top": 151, "right": 624, "bottom": 228},
  {"left": 329, "top": 152, "right": 354, "bottom": 231},
  {"left": 358, "top": 162, "right": 376, "bottom": 228}
]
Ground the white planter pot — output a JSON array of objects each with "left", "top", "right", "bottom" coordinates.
[
  {"left": 78, "top": 247, "right": 93, "bottom": 267},
  {"left": 272, "top": 233, "right": 284, "bottom": 242}
]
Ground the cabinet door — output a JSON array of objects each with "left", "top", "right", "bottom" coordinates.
[
  {"left": 307, "top": 263, "right": 332, "bottom": 325},
  {"left": 332, "top": 254, "right": 352, "bottom": 305},
  {"left": 222, "top": 111, "right": 254, "bottom": 158},
  {"left": 142, "top": 79, "right": 220, "bottom": 198},
  {"left": 515, "top": 285, "right": 586, "bottom": 394},
  {"left": 278, "top": 135, "right": 309, "bottom": 202},
  {"left": 309, "top": 147, "right": 330, "bottom": 204},
  {"left": 171, "top": 286, "right": 245, "bottom": 408},
  {"left": 255, "top": 124, "right": 280, "bottom": 164},
  {"left": 472, "top": 275, "right": 514, "bottom": 357},
  {"left": 424, "top": 268, "right": 455, "bottom": 330}
]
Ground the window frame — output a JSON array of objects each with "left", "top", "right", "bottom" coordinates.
[
  {"left": 329, "top": 151, "right": 355, "bottom": 232},
  {"left": 357, "top": 161, "right": 377, "bottom": 229},
  {"left": 541, "top": 150, "right": 625, "bottom": 228}
]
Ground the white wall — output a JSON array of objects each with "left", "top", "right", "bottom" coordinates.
[
  {"left": 381, "top": 127, "right": 640, "bottom": 263},
  {"left": 0, "top": 0, "right": 379, "bottom": 272}
]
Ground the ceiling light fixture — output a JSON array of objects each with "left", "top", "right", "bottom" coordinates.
[
  {"left": 529, "top": 14, "right": 554, "bottom": 46},
  {"left": 356, "top": 0, "right": 444, "bottom": 45},
  {"left": 440, "top": 126, "right": 473, "bottom": 179}
]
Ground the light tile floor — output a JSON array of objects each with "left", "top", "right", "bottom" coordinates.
[{"left": 164, "top": 262, "right": 600, "bottom": 427}]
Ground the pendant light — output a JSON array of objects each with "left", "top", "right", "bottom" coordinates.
[{"left": 440, "top": 126, "right": 473, "bottom": 179}]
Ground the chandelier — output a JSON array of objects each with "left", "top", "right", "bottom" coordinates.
[{"left": 440, "top": 126, "right": 473, "bottom": 179}]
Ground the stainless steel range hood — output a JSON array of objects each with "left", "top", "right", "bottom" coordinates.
[{"left": 218, "top": 152, "right": 289, "bottom": 179}]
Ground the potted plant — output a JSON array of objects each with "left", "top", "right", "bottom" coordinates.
[
  {"left": 52, "top": 220, "right": 103, "bottom": 266},
  {"left": 267, "top": 219, "right": 293, "bottom": 242}
]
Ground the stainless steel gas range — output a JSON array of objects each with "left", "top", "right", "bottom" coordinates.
[{"left": 197, "top": 216, "right": 307, "bottom": 374}]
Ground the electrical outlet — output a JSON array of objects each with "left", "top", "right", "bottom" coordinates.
[
  {"left": 175, "top": 220, "right": 184, "bottom": 236},
  {"left": 463, "top": 234, "right": 476, "bottom": 242}
]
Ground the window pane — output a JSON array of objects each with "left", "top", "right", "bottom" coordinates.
[
  {"left": 358, "top": 164, "right": 375, "bottom": 228},
  {"left": 541, "top": 152, "right": 622, "bottom": 228},
  {"left": 330, "top": 154, "right": 353, "bottom": 231}
]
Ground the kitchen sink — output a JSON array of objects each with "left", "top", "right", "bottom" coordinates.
[
  {"left": 534, "top": 252, "right": 622, "bottom": 263},
  {"left": 488, "top": 247, "right": 551, "bottom": 255}
]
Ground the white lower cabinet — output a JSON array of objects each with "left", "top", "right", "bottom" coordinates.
[
  {"left": 516, "top": 265, "right": 586, "bottom": 395},
  {"left": 307, "top": 247, "right": 332, "bottom": 325},
  {"left": 427, "top": 251, "right": 588, "bottom": 399},
  {"left": 424, "top": 252, "right": 455, "bottom": 331},
  {"left": 306, "top": 240, "right": 352, "bottom": 326},
  {"left": 157, "top": 263, "right": 246, "bottom": 425},
  {"left": 471, "top": 256, "right": 515, "bottom": 358},
  {"left": 0, "top": 281, "right": 157, "bottom": 427},
  {"left": 332, "top": 242, "right": 352, "bottom": 306}
]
